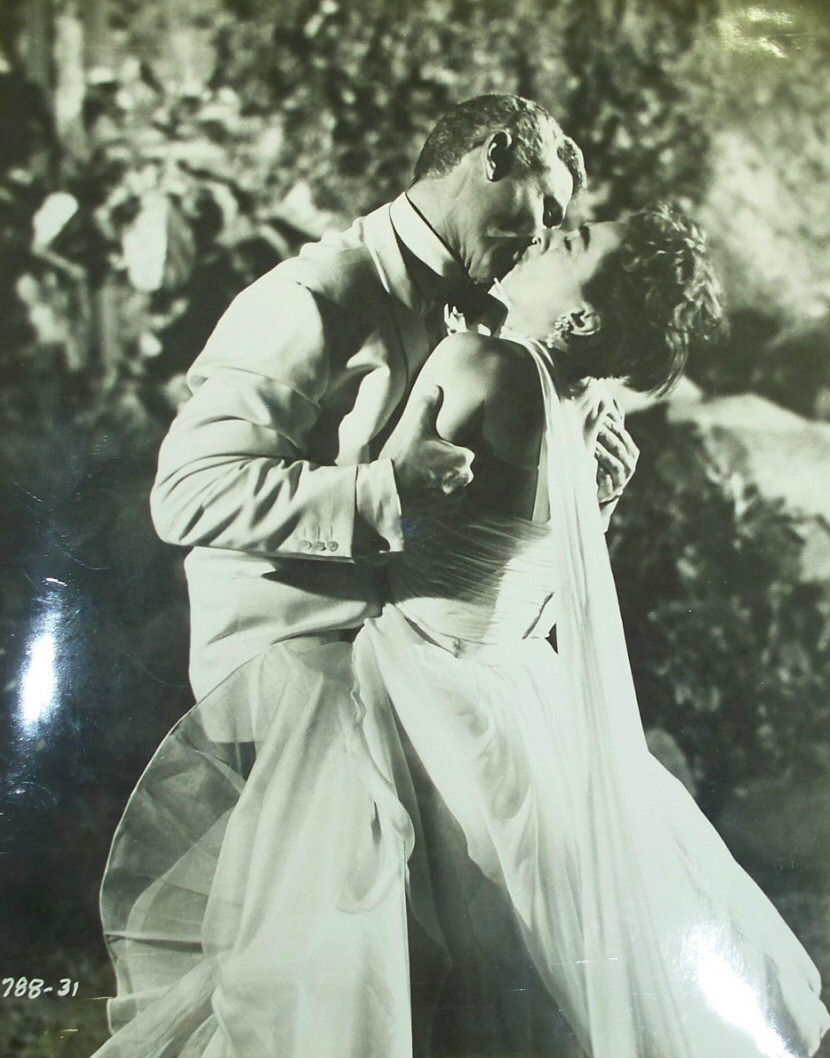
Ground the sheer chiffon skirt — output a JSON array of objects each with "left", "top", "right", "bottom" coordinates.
[
  {"left": 96, "top": 636, "right": 425, "bottom": 1058},
  {"left": 95, "top": 607, "right": 829, "bottom": 1058}
]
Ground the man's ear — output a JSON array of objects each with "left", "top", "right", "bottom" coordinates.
[
  {"left": 567, "top": 303, "right": 602, "bottom": 338},
  {"left": 485, "top": 130, "right": 514, "bottom": 181}
]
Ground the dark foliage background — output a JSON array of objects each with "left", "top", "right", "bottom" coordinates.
[{"left": 1, "top": 0, "right": 829, "bottom": 1053}]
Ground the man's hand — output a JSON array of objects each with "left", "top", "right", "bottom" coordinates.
[
  {"left": 386, "top": 386, "right": 475, "bottom": 512},
  {"left": 595, "top": 417, "right": 639, "bottom": 504}
]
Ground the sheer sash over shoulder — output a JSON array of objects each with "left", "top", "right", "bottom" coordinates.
[{"left": 94, "top": 334, "right": 829, "bottom": 1058}]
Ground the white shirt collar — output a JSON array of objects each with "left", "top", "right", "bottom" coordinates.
[
  {"left": 388, "top": 192, "right": 511, "bottom": 335},
  {"left": 389, "top": 192, "right": 466, "bottom": 286}
]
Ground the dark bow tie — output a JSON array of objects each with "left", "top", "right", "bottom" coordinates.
[
  {"left": 448, "top": 283, "right": 498, "bottom": 322},
  {"left": 446, "top": 283, "right": 509, "bottom": 336}
]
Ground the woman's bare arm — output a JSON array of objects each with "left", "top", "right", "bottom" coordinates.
[{"left": 382, "top": 333, "right": 544, "bottom": 519}]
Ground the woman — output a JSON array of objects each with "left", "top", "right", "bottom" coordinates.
[
  {"left": 355, "top": 203, "right": 830, "bottom": 1057},
  {"left": 95, "top": 205, "right": 829, "bottom": 1058}
]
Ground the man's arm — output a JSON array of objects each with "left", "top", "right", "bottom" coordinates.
[{"left": 150, "top": 278, "right": 402, "bottom": 559}]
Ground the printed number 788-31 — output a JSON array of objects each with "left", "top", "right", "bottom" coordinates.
[{"left": 2, "top": 977, "right": 80, "bottom": 998}]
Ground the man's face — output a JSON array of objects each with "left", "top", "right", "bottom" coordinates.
[{"left": 462, "top": 125, "right": 575, "bottom": 288}]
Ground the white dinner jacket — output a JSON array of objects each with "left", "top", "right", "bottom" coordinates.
[{"left": 151, "top": 196, "right": 460, "bottom": 698}]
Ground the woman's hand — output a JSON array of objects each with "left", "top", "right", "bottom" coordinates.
[
  {"left": 595, "top": 418, "right": 640, "bottom": 503},
  {"left": 574, "top": 381, "right": 639, "bottom": 505}
]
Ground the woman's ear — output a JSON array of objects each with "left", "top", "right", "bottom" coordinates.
[
  {"left": 485, "top": 130, "right": 514, "bottom": 181},
  {"left": 567, "top": 303, "right": 601, "bottom": 338}
]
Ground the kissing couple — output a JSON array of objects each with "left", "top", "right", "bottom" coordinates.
[{"left": 94, "top": 95, "right": 828, "bottom": 1058}]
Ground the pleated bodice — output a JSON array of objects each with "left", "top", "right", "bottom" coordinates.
[{"left": 389, "top": 505, "right": 559, "bottom": 649}]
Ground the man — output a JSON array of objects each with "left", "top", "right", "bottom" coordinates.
[
  {"left": 150, "top": 94, "right": 586, "bottom": 699},
  {"left": 107, "top": 94, "right": 634, "bottom": 1057}
]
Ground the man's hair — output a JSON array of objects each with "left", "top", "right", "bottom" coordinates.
[
  {"left": 586, "top": 203, "right": 726, "bottom": 395},
  {"left": 413, "top": 94, "right": 586, "bottom": 194}
]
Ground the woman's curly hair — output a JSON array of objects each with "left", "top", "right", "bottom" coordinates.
[{"left": 586, "top": 202, "right": 726, "bottom": 395}]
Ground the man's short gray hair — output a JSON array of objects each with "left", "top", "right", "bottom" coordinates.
[{"left": 413, "top": 93, "right": 586, "bottom": 193}]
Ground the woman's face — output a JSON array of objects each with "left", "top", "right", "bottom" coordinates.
[{"left": 500, "top": 220, "right": 624, "bottom": 336}]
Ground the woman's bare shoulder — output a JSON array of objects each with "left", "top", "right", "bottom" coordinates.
[
  {"left": 427, "top": 332, "right": 540, "bottom": 400},
  {"left": 423, "top": 333, "right": 544, "bottom": 468}
]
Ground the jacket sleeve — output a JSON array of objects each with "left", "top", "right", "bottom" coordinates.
[{"left": 150, "top": 276, "right": 403, "bottom": 559}]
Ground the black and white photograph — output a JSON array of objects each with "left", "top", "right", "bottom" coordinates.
[{"left": 2, "top": 1, "right": 830, "bottom": 1055}]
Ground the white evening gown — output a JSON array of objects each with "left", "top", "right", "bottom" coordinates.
[{"left": 94, "top": 336, "right": 830, "bottom": 1058}]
